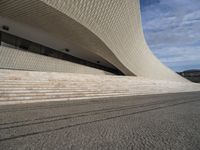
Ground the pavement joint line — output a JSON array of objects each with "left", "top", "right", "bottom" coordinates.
[{"left": 0, "top": 97, "right": 199, "bottom": 142}]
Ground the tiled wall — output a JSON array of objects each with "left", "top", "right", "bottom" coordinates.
[{"left": 0, "top": 46, "right": 112, "bottom": 75}]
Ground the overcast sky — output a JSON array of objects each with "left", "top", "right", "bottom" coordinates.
[{"left": 140, "top": 0, "right": 200, "bottom": 72}]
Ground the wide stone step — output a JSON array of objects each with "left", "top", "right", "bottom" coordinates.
[
  {"left": 0, "top": 90, "right": 128, "bottom": 97},
  {"left": 0, "top": 88, "right": 127, "bottom": 94},
  {"left": 0, "top": 80, "right": 105, "bottom": 83},
  {"left": 0, "top": 85, "right": 154, "bottom": 90},
  {"left": 0, "top": 93, "right": 134, "bottom": 105},
  {"left": 0, "top": 82, "right": 155, "bottom": 86},
  {"left": 0, "top": 78, "right": 151, "bottom": 81},
  {"left": 0, "top": 86, "right": 157, "bottom": 92},
  {"left": 0, "top": 92, "right": 132, "bottom": 101}
]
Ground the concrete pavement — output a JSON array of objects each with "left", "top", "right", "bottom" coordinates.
[{"left": 0, "top": 92, "right": 200, "bottom": 150}]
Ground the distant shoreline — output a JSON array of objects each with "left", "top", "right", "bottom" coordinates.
[{"left": 178, "top": 69, "right": 200, "bottom": 83}]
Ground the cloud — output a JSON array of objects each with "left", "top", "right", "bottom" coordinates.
[{"left": 140, "top": 0, "right": 200, "bottom": 71}]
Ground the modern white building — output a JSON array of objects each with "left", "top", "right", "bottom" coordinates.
[{"left": 0, "top": 0, "right": 187, "bottom": 82}]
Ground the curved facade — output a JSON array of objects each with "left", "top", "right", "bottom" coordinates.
[{"left": 0, "top": 0, "right": 187, "bottom": 82}]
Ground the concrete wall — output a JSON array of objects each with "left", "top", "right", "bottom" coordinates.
[{"left": 0, "top": 0, "right": 188, "bottom": 82}]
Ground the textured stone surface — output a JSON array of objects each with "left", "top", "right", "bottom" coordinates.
[
  {"left": 0, "top": 0, "right": 187, "bottom": 81},
  {"left": 0, "top": 92, "right": 200, "bottom": 150}
]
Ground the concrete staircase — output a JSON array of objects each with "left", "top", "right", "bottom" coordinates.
[{"left": 0, "top": 69, "right": 200, "bottom": 105}]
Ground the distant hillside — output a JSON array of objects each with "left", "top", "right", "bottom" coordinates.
[{"left": 178, "top": 69, "right": 200, "bottom": 83}]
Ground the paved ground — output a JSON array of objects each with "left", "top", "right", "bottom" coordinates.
[{"left": 0, "top": 92, "right": 200, "bottom": 150}]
